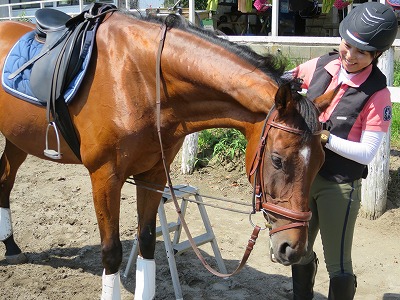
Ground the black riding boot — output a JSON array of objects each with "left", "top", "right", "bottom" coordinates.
[
  {"left": 291, "top": 253, "right": 318, "bottom": 300},
  {"left": 328, "top": 273, "right": 357, "bottom": 300}
]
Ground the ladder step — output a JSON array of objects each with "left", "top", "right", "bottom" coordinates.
[
  {"left": 172, "top": 233, "right": 215, "bottom": 255},
  {"left": 156, "top": 222, "right": 179, "bottom": 236},
  {"left": 161, "top": 185, "right": 198, "bottom": 202}
]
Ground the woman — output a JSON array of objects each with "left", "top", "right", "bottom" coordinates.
[{"left": 288, "top": 2, "right": 398, "bottom": 299}]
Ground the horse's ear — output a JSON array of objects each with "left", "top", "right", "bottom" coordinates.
[
  {"left": 314, "top": 84, "right": 341, "bottom": 114},
  {"left": 275, "top": 81, "right": 295, "bottom": 114}
]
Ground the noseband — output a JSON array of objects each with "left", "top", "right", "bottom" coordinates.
[{"left": 249, "top": 107, "right": 318, "bottom": 236}]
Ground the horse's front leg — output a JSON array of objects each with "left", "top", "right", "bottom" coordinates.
[
  {"left": 90, "top": 167, "right": 124, "bottom": 300},
  {"left": 0, "top": 140, "right": 28, "bottom": 264},
  {"left": 134, "top": 173, "right": 166, "bottom": 300}
]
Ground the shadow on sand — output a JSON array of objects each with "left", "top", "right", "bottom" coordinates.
[{"left": 0, "top": 239, "right": 329, "bottom": 300}]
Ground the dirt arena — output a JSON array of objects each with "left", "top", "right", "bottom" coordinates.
[{"left": 0, "top": 137, "right": 399, "bottom": 300}]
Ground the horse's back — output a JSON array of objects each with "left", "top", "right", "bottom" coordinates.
[
  {"left": 0, "top": 21, "right": 34, "bottom": 57},
  {"left": 0, "top": 21, "right": 34, "bottom": 36}
]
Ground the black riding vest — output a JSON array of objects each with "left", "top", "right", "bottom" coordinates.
[{"left": 307, "top": 53, "right": 387, "bottom": 183}]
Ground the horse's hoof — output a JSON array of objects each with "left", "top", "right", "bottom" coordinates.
[{"left": 5, "top": 253, "right": 28, "bottom": 264}]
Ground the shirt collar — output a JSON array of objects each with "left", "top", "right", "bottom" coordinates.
[{"left": 325, "top": 58, "right": 373, "bottom": 88}]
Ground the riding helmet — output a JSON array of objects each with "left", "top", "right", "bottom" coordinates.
[{"left": 339, "top": 2, "right": 398, "bottom": 52}]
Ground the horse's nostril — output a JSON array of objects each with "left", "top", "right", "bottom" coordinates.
[
  {"left": 279, "top": 242, "right": 291, "bottom": 255},
  {"left": 278, "top": 241, "right": 301, "bottom": 263}
]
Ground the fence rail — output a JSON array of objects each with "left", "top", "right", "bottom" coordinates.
[
  {"left": 0, "top": 0, "right": 85, "bottom": 21},
  {"left": 0, "top": 0, "right": 118, "bottom": 21}
]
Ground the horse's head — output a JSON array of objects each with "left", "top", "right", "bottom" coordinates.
[{"left": 246, "top": 81, "right": 337, "bottom": 265}]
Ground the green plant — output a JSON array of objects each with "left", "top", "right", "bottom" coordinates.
[
  {"left": 394, "top": 61, "right": 400, "bottom": 88},
  {"left": 285, "top": 58, "right": 305, "bottom": 71},
  {"left": 164, "top": 0, "right": 208, "bottom": 10},
  {"left": 17, "top": 11, "right": 32, "bottom": 23},
  {"left": 179, "top": 0, "right": 208, "bottom": 10},
  {"left": 390, "top": 61, "right": 400, "bottom": 148},
  {"left": 212, "top": 129, "right": 246, "bottom": 159},
  {"left": 196, "top": 128, "right": 246, "bottom": 168},
  {"left": 391, "top": 103, "right": 400, "bottom": 149}
]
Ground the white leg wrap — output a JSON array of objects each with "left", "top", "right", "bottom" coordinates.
[
  {"left": 101, "top": 269, "right": 121, "bottom": 300},
  {"left": 0, "top": 208, "right": 13, "bottom": 241},
  {"left": 134, "top": 256, "right": 156, "bottom": 300}
]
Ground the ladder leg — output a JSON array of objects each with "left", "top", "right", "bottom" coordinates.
[
  {"left": 195, "top": 194, "right": 227, "bottom": 273},
  {"left": 172, "top": 196, "right": 188, "bottom": 246},
  {"left": 158, "top": 201, "right": 184, "bottom": 300},
  {"left": 123, "top": 235, "right": 139, "bottom": 279}
]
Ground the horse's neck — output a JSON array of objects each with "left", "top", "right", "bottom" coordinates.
[
  {"left": 100, "top": 14, "right": 276, "bottom": 136},
  {"left": 160, "top": 29, "right": 276, "bottom": 134}
]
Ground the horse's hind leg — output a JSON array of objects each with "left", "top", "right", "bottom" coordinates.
[{"left": 0, "top": 140, "right": 28, "bottom": 264}]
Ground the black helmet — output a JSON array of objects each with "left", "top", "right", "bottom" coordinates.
[{"left": 339, "top": 2, "right": 398, "bottom": 52}]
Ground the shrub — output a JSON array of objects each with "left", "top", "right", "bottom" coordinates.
[{"left": 197, "top": 129, "right": 246, "bottom": 169}]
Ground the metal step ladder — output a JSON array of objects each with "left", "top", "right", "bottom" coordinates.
[{"left": 122, "top": 184, "right": 227, "bottom": 300}]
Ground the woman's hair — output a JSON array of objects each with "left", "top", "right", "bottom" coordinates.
[{"left": 369, "top": 51, "right": 381, "bottom": 67}]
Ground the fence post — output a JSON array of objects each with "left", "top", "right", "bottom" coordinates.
[
  {"left": 181, "top": 132, "right": 199, "bottom": 174},
  {"left": 360, "top": 48, "right": 393, "bottom": 219}
]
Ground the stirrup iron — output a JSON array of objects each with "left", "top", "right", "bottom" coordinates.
[{"left": 44, "top": 122, "right": 62, "bottom": 159}]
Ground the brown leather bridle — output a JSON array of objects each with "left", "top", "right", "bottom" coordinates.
[{"left": 249, "top": 108, "right": 320, "bottom": 236}]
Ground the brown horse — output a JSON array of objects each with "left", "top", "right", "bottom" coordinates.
[{"left": 0, "top": 10, "right": 334, "bottom": 299}]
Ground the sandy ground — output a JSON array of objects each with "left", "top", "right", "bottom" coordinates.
[{"left": 0, "top": 138, "right": 399, "bottom": 300}]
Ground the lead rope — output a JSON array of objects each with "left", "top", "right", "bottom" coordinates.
[{"left": 155, "top": 23, "right": 260, "bottom": 278}]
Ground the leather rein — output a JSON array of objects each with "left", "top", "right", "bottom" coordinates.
[{"left": 154, "top": 23, "right": 315, "bottom": 277}]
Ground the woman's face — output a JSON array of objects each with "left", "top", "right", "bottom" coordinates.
[{"left": 339, "top": 39, "right": 377, "bottom": 73}]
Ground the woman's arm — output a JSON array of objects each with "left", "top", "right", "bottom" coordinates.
[{"left": 325, "top": 130, "right": 385, "bottom": 165}]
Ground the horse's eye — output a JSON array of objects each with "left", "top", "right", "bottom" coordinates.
[{"left": 271, "top": 154, "right": 283, "bottom": 169}]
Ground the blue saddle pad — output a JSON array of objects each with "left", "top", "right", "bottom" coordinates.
[{"left": 1, "top": 30, "right": 91, "bottom": 106}]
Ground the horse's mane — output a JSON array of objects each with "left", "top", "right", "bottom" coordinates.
[
  {"left": 121, "top": 11, "right": 286, "bottom": 83},
  {"left": 296, "top": 93, "right": 320, "bottom": 138},
  {"left": 284, "top": 81, "right": 321, "bottom": 141}
]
